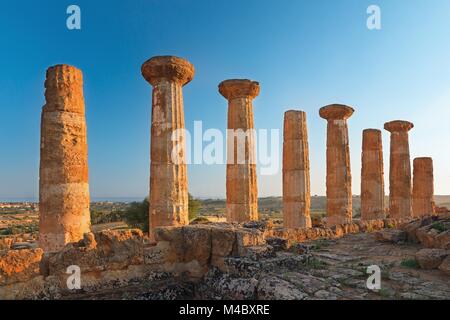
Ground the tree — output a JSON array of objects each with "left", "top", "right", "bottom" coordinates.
[
  {"left": 121, "top": 194, "right": 201, "bottom": 232},
  {"left": 121, "top": 198, "right": 149, "bottom": 233},
  {"left": 188, "top": 193, "right": 201, "bottom": 221}
]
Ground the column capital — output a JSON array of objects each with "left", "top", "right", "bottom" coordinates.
[
  {"left": 414, "top": 157, "right": 433, "bottom": 166},
  {"left": 141, "top": 56, "right": 195, "bottom": 86},
  {"left": 319, "top": 104, "right": 354, "bottom": 120},
  {"left": 384, "top": 120, "right": 414, "bottom": 133},
  {"left": 218, "top": 79, "right": 260, "bottom": 100}
]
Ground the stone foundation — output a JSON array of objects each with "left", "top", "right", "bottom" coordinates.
[{"left": 2, "top": 215, "right": 448, "bottom": 299}]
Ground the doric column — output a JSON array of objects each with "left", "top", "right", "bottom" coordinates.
[
  {"left": 361, "top": 129, "right": 385, "bottom": 220},
  {"left": 384, "top": 120, "right": 414, "bottom": 219},
  {"left": 412, "top": 157, "right": 435, "bottom": 217},
  {"left": 219, "top": 79, "right": 259, "bottom": 222},
  {"left": 283, "top": 110, "right": 311, "bottom": 228},
  {"left": 141, "top": 56, "right": 194, "bottom": 239},
  {"left": 39, "top": 64, "right": 90, "bottom": 253},
  {"left": 319, "top": 104, "right": 354, "bottom": 226}
]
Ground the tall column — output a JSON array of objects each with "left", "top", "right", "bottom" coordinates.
[
  {"left": 219, "top": 79, "right": 259, "bottom": 222},
  {"left": 361, "top": 129, "right": 385, "bottom": 220},
  {"left": 319, "top": 104, "right": 354, "bottom": 226},
  {"left": 412, "top": 157, "right": 434, "bottom": 217},
  {"left": 384, "top": 120, "right": 414, "bottom": 219},
  {"left": 39, "top": 64, "right": 90, "bottom": 253},
  {"left": 141, "top": 56, "right": 194, "bottom": 240},
  {"left": 283, "top": 110, "right": 311, "bottom": 228}
]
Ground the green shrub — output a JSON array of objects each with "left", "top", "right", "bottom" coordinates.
[
  {"left": 430, "top": 222, "right": 448, "bottom": 233},
  {"left": 400, "top": 258, "right": 419, "bottom": 269}
]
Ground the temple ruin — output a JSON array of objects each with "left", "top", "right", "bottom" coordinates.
[
  {"left": 319, "top": 104, "right": 354, "bottom": 226},
  {"left": 39, "top": 64, "right": 91, "bottom": 253},
  {"left": 361, "top": 129, "right": 385, "bottom": 220},
  {"left": 2, "top": 56, "right": 448, "bottom": 300},
  {"left": 412, "top": 157, "right": 435, "bottom": 217},
  {"left": 219, "top": 79, "right": 259, "bottom": 223},
  {"left": 384, "top": 120, "right": 414, "bottom": 219},
  {"left": 141, "top": 56, "right": 194, "bottom": 240},
  {"left": 283, "top": 110, "right": 311, "bottom": 228}
]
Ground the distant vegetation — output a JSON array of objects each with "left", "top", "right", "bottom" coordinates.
[
  {"left": 90, "top": 193, "right": 202, "bottom": 233},
  {"left": 0, "top": 223, "right": 38, "bottom": 236}
]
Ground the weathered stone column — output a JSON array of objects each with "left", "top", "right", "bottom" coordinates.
[
  {"left": 219, "top": 79, "right": 259, "bottom": 222},
  {"left": 412, "top": 157, "right": 435, "bottom": 217},
  {"left": 361, "top": 129, "right": 385, "bottom": 220},
  {"left": 384, "top": 120, "right": 414, "bottom": 219},
  {"left": 141, "top": 56, "right": 194, "bottom": 240},
  {"left": 39, "top": 64, "right": 90, "bottom": 253},
  {"left": 319, "top": 104, "right": 354, "bottom": 226},
  {"left": 283, "top": 110, "right": 311, "bottom": 228}
]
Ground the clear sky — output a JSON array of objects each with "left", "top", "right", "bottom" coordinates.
[{"left": 1, "top": 0, "right": 450, "bottom": 200}]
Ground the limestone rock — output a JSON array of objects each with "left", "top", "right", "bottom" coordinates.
[
  {"left": 412, "top": 157, "right": 435, "bottom": 217},
  {"left": 257, "top": 276, "right": 307, "bottom": 300},
  {"left": 415, "top": 249, "right": 448, "bottom": 269},
  {"left": 48, "top": 229, "right": 144, "bottom": 274},
  {"left": 375, "top": 229, "right": 407, "bottom": 243},
  {"left": 39, "top": 64, "right": 91, "bottom": 253},
  {"left": 283, "top": 110, "right": 312, "bottom": 228},
  {"left": 219, "top": 79, "right": 259, "bottom": 223},
  {"left": 319, "top": 104, "right": 354, "bottom": 226},
  {"left": 384, "top": 120, "right": 414, "bottom": 219},
  {"left": 0, "top": 249, "right": 43, "bottom": 285},
  {"left": 361, "top": 129, "right": 385, "bottom": 220},
  {"left": 142, "top": 56, "right": 194, "bottom": 240},
  {"left": 438, "top": 256, "right": 450, "bottom": 275}
]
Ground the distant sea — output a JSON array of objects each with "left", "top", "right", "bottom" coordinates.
[{"left": 0, "top": 197, "right": 146, "bottom": 203}]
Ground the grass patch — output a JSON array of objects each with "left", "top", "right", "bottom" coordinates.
[
  {"left": 430, "top": 222, "right": 448, "bottom": 233},
  {"left": 400, "top": 258, "right": 419, "bottom": 269},
  {"left": 378, "top": 288, "right": 392, "bottom": 298},
  {"left": 0, "top": 223, "right": 38, "bottom": 236},
  {"left": 304, "top": 257, "right": 327, "bottom": 269},
  {"left": 310, "top": 239, "right": 331, "bottom": 251}
]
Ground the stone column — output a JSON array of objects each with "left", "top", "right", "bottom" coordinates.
[
  {"left": 141, "top": 56, "right": 194, "bottom": 240},
  {"left": 283, "top": 110, "right": 311, "bottom": 228},
  {"left": 412, "top": 157, "right": 435, "bottom": 217},
  {"left": 361, "top": 129, "right": 385, "bottom": 220},
  {"left": 384, "top": 120, "right": 414, "bottom": 219},
  {"left": 319, "top": 104, "right": 354, "bottom": 226},
  {"left": 219, "top": 79, "right": 259, "bottom": 222},
  {"left": 39, "top": 64, "right": 90, "bottom": 253}
]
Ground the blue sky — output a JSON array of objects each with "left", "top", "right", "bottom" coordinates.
[{"left": 1, "top": 0, "right": 450, "bottom": 200}]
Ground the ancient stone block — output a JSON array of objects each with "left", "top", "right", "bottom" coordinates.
[
  {"left": 0, "top": 249, "right": 43, "bottom": 285},
  {"left": 219, "top": 79, "right": 259, "bottom": 223},
  {"left": 384, "top": 120, "right": 414, "bottom": 219},
  {"left": 142, "top": 56, "right": 194, "bottom": 240},
  {"left": 39, "top": 64, "right": 91, "bottom": 252},
  {"left": 283, "top": 110, "right": 311, "bottom": 229},
  {"left": 361, "top": 129, "right": 385, "bottom": 220},
  {"left": 319, "top": 104, "right": 354, "bottom": 226},
  {"left": 412, "top": 157, "right": 435, "bottom": 217}
]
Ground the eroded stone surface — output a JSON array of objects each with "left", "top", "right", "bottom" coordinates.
[
  {"left": 39, "top": 64, "right": 91, "bottom": 253},
  {"left": 142, "top": 56, "right": 195, "bottom": 240},
  {"left": 219, "top": 79, "right": 259, "bottom": 223},
  {"left": 384, "top": 120, "right": 414, "bottom": 219},
  {"left": 283, "top": 111, "right": 311, "bottom": 229},
  {"left": 412, "top": 157, "right": 435, "bottom": 217},
  {"left": 361, "top": 129, "right": 385, "bottom": 220},
  {"left": 319, "top": 104, "right": 354, "bottom": 226}
]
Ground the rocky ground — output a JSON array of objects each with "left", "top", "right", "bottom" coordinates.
[{"left": 62, "top": 231, "right": 449, "bottom": 300}]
